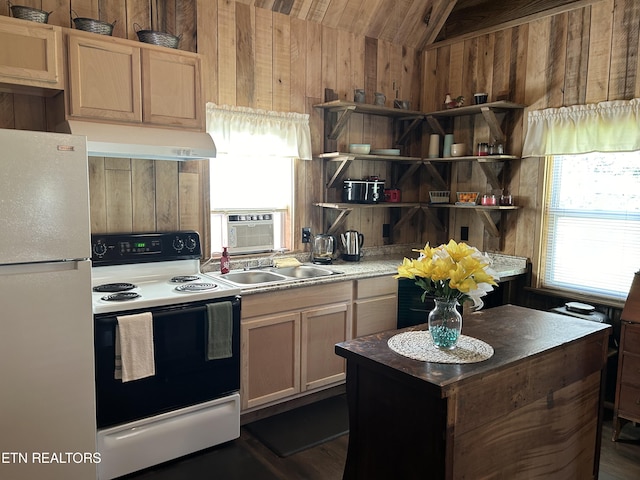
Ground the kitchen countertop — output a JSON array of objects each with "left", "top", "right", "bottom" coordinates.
[{"left": 203, "top": 245, "right": 529, "bottom": 295}]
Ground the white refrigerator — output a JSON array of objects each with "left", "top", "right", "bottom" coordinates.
[{"left": 0, "top": 129, "right": 97, "bottom": 480}]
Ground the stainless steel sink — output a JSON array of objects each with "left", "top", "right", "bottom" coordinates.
[
  {"left": 221, "top": 270, "right": 289, "bottom": 285},
  {"left": 271, "top": 265, "right": 336, "bottom": 279}
]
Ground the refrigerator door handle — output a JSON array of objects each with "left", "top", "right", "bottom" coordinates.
[{"left": 0, "top": 259, "right": 88, "bottom": 276}]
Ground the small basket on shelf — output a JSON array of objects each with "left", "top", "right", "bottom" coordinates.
[
  {"left": 429, "top": 191, "right": 451, "bottom": 204},
  {"left": 134, "top": 23, "right": 181, "bottom": 49},
  {"left": 8, "top": 2, "right": 51, "bottom": 23},
  {"left": 456, "top": 192, "right": 479, "bottom": 205},
  {"left": 72, "top": 10, "right": 116, "bottom": 35}
]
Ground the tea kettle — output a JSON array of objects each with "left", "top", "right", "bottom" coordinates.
[
  {"left": 341, "top": 230, "right": 364, "bottom": 262},
  {"left": 311, "top": 233, "right": 336, "bottom": 264}
]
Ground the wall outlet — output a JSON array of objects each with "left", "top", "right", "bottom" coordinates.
[{"left": 302, "top": 227, "right": 311, "bottom": 243}]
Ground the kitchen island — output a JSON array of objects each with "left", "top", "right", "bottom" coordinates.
[{"left": 335, "top": 304, "right": 611, "bottom": 480}]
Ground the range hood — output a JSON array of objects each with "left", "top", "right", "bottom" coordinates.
[{"left": 60, "top": 120, "right": 216, "bottom": 160}]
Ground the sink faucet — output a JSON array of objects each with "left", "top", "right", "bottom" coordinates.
[{"left": 244, "top": 249, "right": 286, "bottom": 270}]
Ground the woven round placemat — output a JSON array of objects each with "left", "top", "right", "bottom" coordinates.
[{"left": 387, "top": 331, "right": 494, "bottom": 363}]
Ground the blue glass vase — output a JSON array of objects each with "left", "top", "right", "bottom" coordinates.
[{"left": 428, "top": 298, "right": 462, "bottom": 349}]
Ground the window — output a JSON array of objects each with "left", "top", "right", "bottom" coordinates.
[
  {"left": 206, "top": 103, "right": 312, "bottom": 256},
  {"left": 209, "top": 155, "right": 293, "bottom": 254},
  {"left": 542, "top": 152, "right": 640, "bottom": 300}
]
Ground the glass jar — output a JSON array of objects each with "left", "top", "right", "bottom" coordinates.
[{"left": 477, "top": 142, "right": 488, "bottom": 156}]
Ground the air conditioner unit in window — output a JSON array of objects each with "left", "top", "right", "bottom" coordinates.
[{"left": 226, "top": 213, "right": 275, "bottom": 254}]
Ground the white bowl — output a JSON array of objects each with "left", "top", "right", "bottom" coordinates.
[
  {"left": 349, "top": 143, "right": 371, "bottom": 154},
  {"left": 450, "top": 143, "right": 466, "bottom": 157}
]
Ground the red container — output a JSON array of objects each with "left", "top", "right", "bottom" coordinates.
[{"left": 384, "top": 189, "right": 401, "bottom": 202}]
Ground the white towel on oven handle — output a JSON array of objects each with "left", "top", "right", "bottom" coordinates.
[{"left": 115, "top": 312, "right": 155, "bottom": 382}]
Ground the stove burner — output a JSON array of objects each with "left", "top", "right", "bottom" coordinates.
[
  {"left": 93, "top": 283, "right": 137, "bottom": 293},
  {"left": 175, "top": 283, "right": 217, "bottom": 292},
  {"left": 101, "top": 292, "right": 141, "bottom": 302},
  {"left": 170, "top": 275, "right": 201, "bottom": 283}
]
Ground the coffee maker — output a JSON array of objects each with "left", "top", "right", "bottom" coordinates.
[{"left": 311, "top": 234, "right": 336, "bottom": 264}]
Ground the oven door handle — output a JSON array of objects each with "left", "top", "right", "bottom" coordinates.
[{"left": 95, "top": 297, "right": 239, "bottom": 325}]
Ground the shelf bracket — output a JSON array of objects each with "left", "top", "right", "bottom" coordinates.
[
  {"left": 394, "top": 116, "right": 425, "bottom": 145},
  {"left": 421, "top": 207, "right": 445, "bottom": 231},
  {"left": 396, "top": 162, "right": 423, "bottom": 189},
  {"left": 326, "top": 156, "right": 354, "bottom": 188},
  {"left": 325, "top": 208, "right": 353, "bottom": 235},
  {"left": 392, "top": 205, "right": 421, "bottom": 231},
  {"left": 326, "top": 106, "right": 356, "bottom": 140},
  {"left": 422, "top": 161, "right": 448, "bottom": 190},
  {"left": 475, "top": 209, "right": 501, "bottom": 237},
  {"left": 425, "top": 115, "right": 446, "bottom": 136},
  {"left": 477, "top": 161, "right": 502, "bottom": 190},
  {"left": 480, "top": 107, "right": 506, "bottom": 144}
]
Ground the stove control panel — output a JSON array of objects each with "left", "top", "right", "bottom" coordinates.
[{"left": 91, "top": 231, "right": 201, "bottom": 266}]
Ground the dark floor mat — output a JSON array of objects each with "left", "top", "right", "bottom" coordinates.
[
  {"left": 244, "top": 394, "right": 349, "bottom": 458},
  {"left": 123, "top": 441, "right": 280, "bottom": 480}
]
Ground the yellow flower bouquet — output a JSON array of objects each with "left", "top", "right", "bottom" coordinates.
[{"left": 396, "top": 240, "right": 498, "bottom": 310}]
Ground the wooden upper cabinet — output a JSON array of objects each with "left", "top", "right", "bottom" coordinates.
[
  {"left": 142, "top": 49, "right": 202, "bottom": 129},
  {"left": 66, "top": 32, "right": 142, "bottom": 122},
  {"left": 65, "top": 30, "right": 204, "bottom": 130},
  {"left": 0, "top": 16, "right": 63, "bottom": 93}
]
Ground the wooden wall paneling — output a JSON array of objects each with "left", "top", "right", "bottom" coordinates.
[
  {"left": 98, "top": 0, "right": 127, "bottom": 39},
  {"left": 393, "top": 0, "right": 426, "bottom": 48},
  {"left": 585, "top": 0, "right": 613, "bottom": 103},
  {"left": 350, "top": 0, "right": 384, "bottom": 40},
  {"left": 131, "top": 158, "right": 156, "bottom": 231},
  {"left": 125, "top": 0, "right": 152, "bottom": 41},
  {"left": 321, "top": 26, "right": 338, "bottom": 98},
  {"left": 491, "top": 29, "right": 511, "bottom": 102},
  {"left": 196, "top": 0, "right": 218, "bottom": 104},
  {"left": 254, "top": 6, "right": 273, "bottom": 110},
  {"left": 306, "top": 0, "right": 329, "bottom": 24},
  {"left": 461, "top": 37, "right": 478, "bottom": 100},
  {"left": 322, "top": 0, "right": 348, "bottom": 30},
  {"left": 155, "top": 160, "right": 179, "bottom": 231},
  {"left": 42, "top": 0, "right": 71, "bottom": 28},
  {"left": 236, "top": 2, "right": 255, "bottom": 107},
  {"left": 524, "top": 17, "right": 551, "bottom": 110},
  {"left": 364, "top": 36, "right": 378, "bottom": 105},
  {"left": 388, "top": 43, "right": 403, "bottom": 106},
  {"left": 0, "top": 93, "right": 14, "bottom": 129},
  {"left": 376, "top": 39, "right": 391, "bottom": 107},
  {"left": 563, "top": 7, "right": 590, "bottom": 106},
  {"left": 609, "top": 0, "right": 640, "bottom": 100},
  {"left": 272, "top": 12, "right": 291, "bottom": 112},
  {"left": 290, "top": 17, "right": 306, "bottom": 113},
  {"left": 105, "top": 158, "right": 133, "bottom": 233},
  {"left": 548, "top": 13, "right": 569, "bottom": 107},
  {"left": 13, "top": 94, "right": 45, "bottom": 130},
  {"left": 178, "top": 170, "right": 201, "bottom": 232},
  {"left": 378, "top": 0, "right": 410, "bottom": 45},
  {"left": 88, "top": 157, "right": 107, "bottom": 232},
  {"left": 218, "top": 0, "right": 237, "bottom": 104},
  {"left": 421, "top": 50, "right": 437, "bottom": 112},
  {"left": 474, "top": 33, "right": 495, "bottom": 100},
  {"left": 175, "top": 0, "right": 197, "bottom": 53},
  {"left": 305, "top": 20, "right": 322, "bottom": 100}
]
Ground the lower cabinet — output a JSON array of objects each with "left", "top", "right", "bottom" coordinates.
[
  {"left": 613, "top": 320, "right": 640, "bottom": 440},
  {"left": 241, "top": 282, "right": 352, "bottom": 410},
  {"left": 353, "top": 276, "right": 398, "bottom": 337}
]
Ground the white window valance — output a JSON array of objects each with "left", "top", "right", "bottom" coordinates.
[
  {"left": 206, "top": 103, "right": 312, "bottom": 160},
  {"left": 522, "top": 98, "right": 640, "bottom": 157}
]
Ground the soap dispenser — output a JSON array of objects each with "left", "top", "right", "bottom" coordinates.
[{"left": 220, "top": 247, "right": 230, "bottom": 274}]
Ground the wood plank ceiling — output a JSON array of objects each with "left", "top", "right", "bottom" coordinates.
[{"left": 247, "top": 0, "right": 602, "bottom": 49}]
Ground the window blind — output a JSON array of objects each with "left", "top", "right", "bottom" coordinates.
[{"left": 543, "top": 152, "right": 640, "bottom": 300}]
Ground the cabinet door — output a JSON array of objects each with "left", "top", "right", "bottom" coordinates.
[
  {"left": 354, "top": 295, "right": 398, "bottom": 337},
  {"left": 0, "top": 17, "right": 63, "bottom": 91},
  {"left": 67, "top": 33, "right": 142, "bottom": 122},
  {"left": 141, "top": 49, "right": 203, "bottom": 129},
  {"left": 301, "top": 302, "right": 351, "bottom": 391},
  {"left": 241, "top": 312, "right": 300, "bottom": 409}
]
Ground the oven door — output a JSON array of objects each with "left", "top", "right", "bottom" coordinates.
[{"left": 94, "top": 296, "right": 240, "bottom": 428}]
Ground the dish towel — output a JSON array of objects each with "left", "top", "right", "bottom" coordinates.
[
  {"left": 115, "top": 312, "right": 155, "bottom": 382},
  {"left": 207, "top": 301, "right": 233, "bottom": 360}
]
